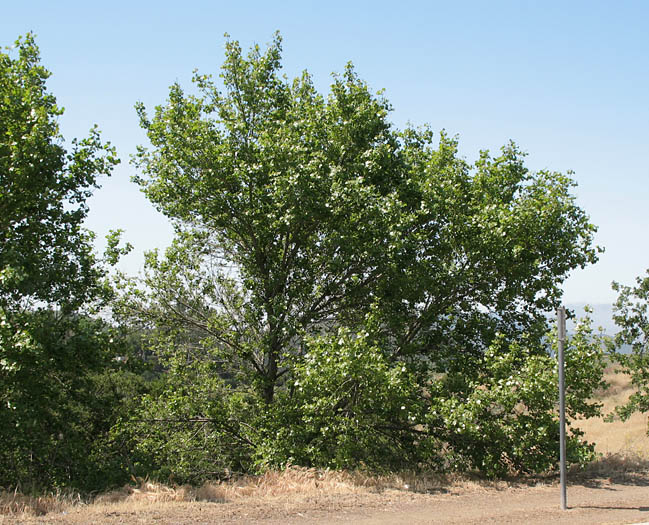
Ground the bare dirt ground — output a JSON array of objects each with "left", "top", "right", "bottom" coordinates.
[{"left": 332, "top": 479, "right": 649, "bottom": 525}]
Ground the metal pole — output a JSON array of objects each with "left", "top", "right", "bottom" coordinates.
[{"left": 557, "top": 306, "right": 567, "bottom": 510}]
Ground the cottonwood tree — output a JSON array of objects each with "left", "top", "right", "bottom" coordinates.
[
  {"left": 132, "top": 34, "right": 408, "bottom": 403},
  {"left": 127, "top": 33, "right": 602, "bottom": 474}
]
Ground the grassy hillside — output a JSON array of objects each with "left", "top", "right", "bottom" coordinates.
[{"left": 578, "top": 366, "right": 649, "bottom": 456}]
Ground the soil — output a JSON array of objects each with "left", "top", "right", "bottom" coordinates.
[{"left": 6, "top": 475, "right": 649, "bottom": 525}]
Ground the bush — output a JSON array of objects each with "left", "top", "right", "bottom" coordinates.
[{"left": 0, "top": 310, "right": 148, "bottom": 491}]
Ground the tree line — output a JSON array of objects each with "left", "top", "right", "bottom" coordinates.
[{"left": 1, "top": 33, "right": 647, "bottom": 492}]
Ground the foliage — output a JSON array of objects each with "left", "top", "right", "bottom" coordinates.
[
  {"left": 0, "top": 34, "right": 140, "bottom": 491},
  {"left": 0, "top": 30, "right": 610, "bottom": 491},
  {"left": 123, "top": 32, "right": 604, "bottom": 478},
  {"left": 610, "top": 270, "right": 649, "bottom": 421},
  {"left": 256, "top": 328, "right": 432, "bottom": 471},
  {"left": 0, "top": 34, "right": 118, "bottom": 311},
  {"left": 121, "top": 314, "right": 606, "bottom": 479},
  {"left": 133, "top": 33, "right": 408, "bottom": 403},
  {"left": 118, "top": 346, "right": 258, "bottom": 484},
  {"left": 427, "top": 314, "right": 606, "bottom": 476},
  {"left": 0, "top": 310, "right": 148, "bottom": 490}
]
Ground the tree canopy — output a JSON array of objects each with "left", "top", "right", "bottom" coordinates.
[
  {"left": 0, "top": 31, "right": 614, "bottom": 490},
  {"left": 124, "top": 33, "right": 603, "bottom": 476},
  {"left": 0, "top": 34, "right": 118, "bottom": 311}
]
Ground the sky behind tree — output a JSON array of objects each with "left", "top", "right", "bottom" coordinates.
[{"left": 3, "top": 0, "right": 647, "bottom": 305}]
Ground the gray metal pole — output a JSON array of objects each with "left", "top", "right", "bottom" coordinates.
[{"left": 557, "top": 306, "right": 567, "bottom": 510}]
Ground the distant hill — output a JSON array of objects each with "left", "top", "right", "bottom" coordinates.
[{"left": 563, "top": 303, "right": 635, "bottom": 353}]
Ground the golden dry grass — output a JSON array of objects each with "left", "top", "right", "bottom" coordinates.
[
  {"left": 89, "top": 468, "right": 499, "bottom": 507},
  {"left": 576, "top": 366, "right": 649, "bottom": 456},
  {"left": 0, "top": 468, "right": 511, "bottom": 519},
  {"left": 0, "top": 489, "right": 82, "bottom": 516}
]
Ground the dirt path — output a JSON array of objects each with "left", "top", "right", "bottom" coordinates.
[
  {"left": 313, "top": 481, "right": 649, "bottom": 524},
  {"left": 7, "top": 476, "right": 649, "bottom": 525}
]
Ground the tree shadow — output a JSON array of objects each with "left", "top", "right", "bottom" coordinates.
[
  {"left": 576, "top": 505, "right": 649, "bottom": 512},
  {"left": 572, "top": 472, "right": 649, "bottom": 488},
  {"left": 570, "top": 452, "right": 649, "bottom": 487}
]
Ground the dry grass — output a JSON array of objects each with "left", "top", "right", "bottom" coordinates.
[
  {"left": 0, "top": 468, "right": 508, "bottom": 519},
  {"left": 92, "top": 468, "right": 493, "bottom": 506},
  {"left": 568, "top": 365, "right": 649, "bottom": 482},
  {"left": 577, "top": 365, "right": 649, "bottom": 456},
  {"left": 0, "top": 489, "right": 82, "bottom": 516},
  {"left": 576, "top": 450, "right": 649, "bottom": 480}
]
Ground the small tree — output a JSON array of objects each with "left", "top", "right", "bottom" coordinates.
[{"left": 610, "top": 270, "right": 649, "bottom": 421}]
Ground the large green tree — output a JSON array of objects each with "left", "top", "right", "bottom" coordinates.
[
  {"left": 132, "top": 35, "right": 405, "bottom": 403},
  {"left": 127, "top": 33, "right": 602, "bottom": 475},
  {"left": 0, "top": 35, "right": 139, "bottom": 490}
]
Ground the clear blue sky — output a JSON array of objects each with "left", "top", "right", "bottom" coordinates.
[{"left": 3, "top": 0, "right": 648, "bottom": 305}]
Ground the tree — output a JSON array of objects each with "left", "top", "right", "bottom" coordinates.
[
  {"left": 0, "top": 34, "right": 135, "bottom": 490},
  {"left": 610, "top": 270, "right": 649, "bottom": 421},
  {"left": 127, "top": 33, "right": 601, "bottom": 474},
  {"left": 133, "top": 34, "right": 407, "bottom": 403}
]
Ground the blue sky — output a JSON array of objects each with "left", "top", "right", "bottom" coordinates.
[{"left": 3, "top": 0, "right": 648, "bottom": 305}]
